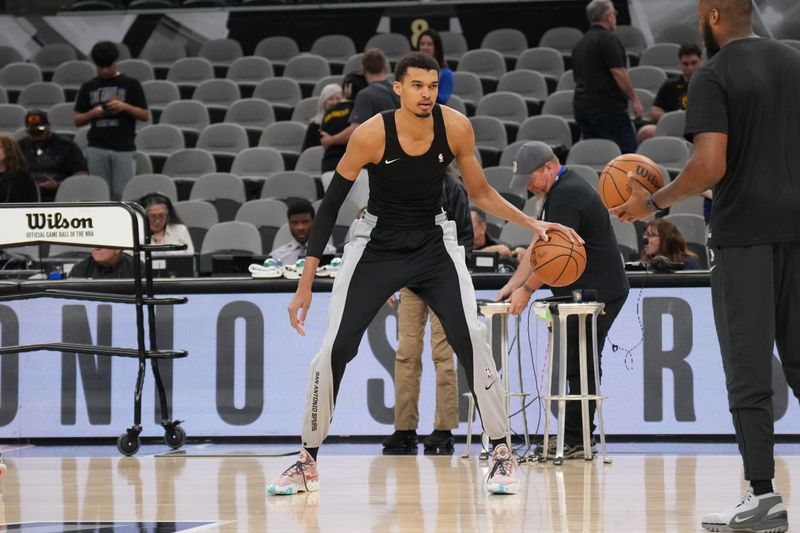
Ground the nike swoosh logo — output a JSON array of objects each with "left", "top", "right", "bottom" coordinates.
[
  {"left": 709, "top": 265, "right": 716, "bottom": 272},
  {"left": 733, "top": 512, "right": 761, "bottom": 523},
  {"left": 485, "top": 380, "right": 496, "bottom": 390},
  {"left": 385, "top": 158, "right": 401, "bottom": 165}
]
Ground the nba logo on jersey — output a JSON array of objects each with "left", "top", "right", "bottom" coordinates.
[
  {"left": 485, "top": 367, "right": 493, "bottom": 379},
  {"left": 438, "top": 153, "right": 444, "bottom": 163}
]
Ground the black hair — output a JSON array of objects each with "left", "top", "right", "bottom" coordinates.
[
  {"left": 394, "top": 52, "right": 439, "bottom": 82},
  {"left": 416, "top": 28, "right": 447, "bottom": 69},
  {"left": 139, "top": 192, "right": 182, "bottom": 225},
  {"left": 342, "top": 71, "right": 368, "bottom": 101},
  {"left": 678, "top": 42, "right": 703, "bottom": 59},
  {"left": 287, "top": 199, "right": 315, "bottom": 219},
  {"left": 90, "top": 41, "right": 120, "bottom": 68}
]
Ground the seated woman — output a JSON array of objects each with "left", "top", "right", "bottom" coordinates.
[
  {"left": 139, "top": 193, "right": 194, "bottom": 256},
  {"left": 416, "top": 28, "right": 453, "bottom": 105},
  {"left": 641, "top": 219, "right": 702, "bottom": 270}
]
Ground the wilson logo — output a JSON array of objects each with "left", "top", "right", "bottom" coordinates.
[{"left": 26, "top": 213, "right": 94, "bottom": 230}]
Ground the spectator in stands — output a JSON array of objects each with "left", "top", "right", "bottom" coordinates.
[
  {"left": 637, "top": 43, "right": 704, "bottom": 144},
  {"left": 321, "top": 48, "right": 399, "bottom": 151},
  {"left": 320, "top": 73, "right": 367, "bottom": 173},
  {"left": 301, "top": 83, "right": 343, "bottom": 152},
  {"left": 471, "top": 206, "right": 524, "bottom": 262},
  {"left": 416, "top": 29, "right": 454, "bottom": 105},
  {"left": 74, "top": 41, "right": 149, "bottom": 201},
  {"left": 572, "top": 0, "right": 643, "bottom": 154},
  {"left": 269, "top": 199, "right": 336, "bottom": 266},
  {"left": 69, "top": 247, "right": 136, "bottom": 278},
  {"left": 18, "top": 110, "right": 88, "bottom": 202},
  {"left": 640, "top": 219, "right": 702, "bottom": 270},
  {"left": 0, "top": 134, "right": 38, "bottom": 203},
  {"left": 139, "top": 192, "right": 194, "bottom": 257}
]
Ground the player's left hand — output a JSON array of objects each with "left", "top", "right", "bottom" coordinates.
[
  {"left": 104, "top": 98, "right": 127, "bottom": 113},
  {"left": 507, "top": 287, "right": 531, "bottom": 315},
  {"left": 610, "top": 173, "right": 653, "bottom": 222}
]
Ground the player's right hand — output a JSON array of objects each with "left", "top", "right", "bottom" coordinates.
[
  {"left": 495, "top": 283, "right": 514, "bottom": 302},
  {"left": 288, "top": 288, "right": 312, "bottom": 336},
  {"left": 508, "top": 287, "right": 531, "bottom": 315}
]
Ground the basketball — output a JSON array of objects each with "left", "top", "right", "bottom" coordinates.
[
  {"left": 598, "top": 153, "right": 664, "bottom": 209},
  {"left": 530, "top": 229, "right": 587, "bottom": 287}
]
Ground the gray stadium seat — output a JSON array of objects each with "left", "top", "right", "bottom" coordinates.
[
  {"left": 469, "top": 115, "right": 507, "bottom": 167},
  {"left": 192, "top": 79, "right": 241, "bottom": 124},
  {"left": 655, "top": 24, "right": 702, "bottom": 47},
  {"left": 556, "top": 70, "right": 574, "bottom": 91},
  {"left": 51, "top": 60, "right": 95, "bottom": 101},
  {"left": 230, "top": 146, "right": 285, "bottom": 180},
  {"left": 440, "top": 31, "right": 468, "bottom": 66},
  {"left": 364, "top": 33, "right": 411, "bottom": 65},
  {"left": 159, "top": 100, "right": 210, "bottom": 148},
  {"left": 135, "top": 124, "right": 185, "bottom": 173},
  {"left": 226, "top": 56, "right": 274, "bottom": 99},
  {"left": 175, "top": 199, "right": 218, "bottom": 250},
  {"left": 260, "top": 171, "right": 317, "bottom": 201},
  {"left": 198, "top": 38, "right": 244, "bottom": 77},
  {"left": 196, "top": 123, "right": 249, "bottom": 172},
  {"left": 457, "top": 49, "right": 506, "bottom": 93},
  {"left": 48, "top": 102, "right": 78, "bottom": 137},
  {"left": 637, "top": 136, "right": 690, "bottom": 176},
  {"left": 0, "top": 46, "right": 23, "bottom": 70},
  {"left": 569, "top": 164, "right": 599, "bottom": 190},
  {"left": 445, "top": 94, "right": 467, "bottom": 115},
  {"left": 451, "top": 71, "right": 483, "bottom": 116},
  {"left": 475, "top": 92, "right": 528, "bottom": 142},
  {"left": 283, "top": 54, "right": 332, "bottom": 98},
  {"left": 291, "top": 96, "right": 319, "bottom": 124},
  {"left": 141, "top": 80, "right": 180, "bottom": 123},
  {"left": 31, "top": 44, "right": 78, "bottom": 80},
  {"left": 139, "top": 40, "right": 187, "bottom": 78},
  {"left": 629, "top": 66, "right": 668, "bottom": 94},
  {"left": 17, "top": 82, "right": 65, "bottom": 111},
  {"left": 480, "top": 28, "right": 528, "bottom": 68},
  {"left": 258, "top": 121, "right": 306, "bottom": 170},
  {"left": 610, "top": 216, "right": 640, "bottom": 259},
  {"left": 538, "top": 27, "right": 584, "bottom": 62},
  {"left": 122, "top": 173, "right": 178, "bottom": 203},
  {"left": 252, "top": 78, "right": 302, "bottom": 122},
  {"left": 225, "top": 98, "right": 276, "bottom": 147},
  {"left": 0, "top": 103, "right": 26, "bottom": 133},
  {"left": 254, "top": 36, "right": 300, "bottom": 76},
  {"left": 136, "top": 151, "right": 153, "bottom": 175},
  {"left": 499, "top": 140, "right": 528, "bottom": 168},
  {"left": 235, "top": 198, "right": 289, "bottom": 253},
  {"left": 162, "top": 148, "right": 217, "bottom": 180},
  {"left": 516, "top": 47, "right": 565, "bottom": 93},
  {"left": 312, "top": 75, "right": 344, "bottom": 97},
  {"left": 499, "top": 223, "right": 531, "bottom": 248},
  {"left": 654, "top": 110, "right": 686, "bottom": 138},
  {"left": 201, "top": 221, "right": 262, "bottom": 256},
  {"left": 566, "top": 139, "right": 621, "bottom": 172},
  {"left": 0, "top": 63, "right": 43, "bottom": 102},
  {"left": 294, "top": 146, "right": 324, "bottom": 178},
  {"left": 517, "top": 114, "right": 573, "bottom": 151},
  {"left": 669, "top": 194, "right": 705, "bottom": 218},
  {"left": 55, "top": 174, "right": 110, "bottom": 201},
  {"left": 663, "top": 213, "right": 707, "bottom": 246},
  {"left": 189, "top": 172, "right": 247, "bottom": 221},
  {"left": 640, "top": 43, "right": 682, "bottom": 76},
  {"left": 118, "top": 59, "right": 155, "bottom": 83},
  {"left": 167, "top": 57, "right": 215, "bottom": 99},
  {"left": 311, "top": 35, "right": 356, "bottom": 74},
  {"left": 616, "top": 25, "right": 647, "bottom": 64},
  {"left": 497, "top": 70, "right": 548, "bottom": 116}
]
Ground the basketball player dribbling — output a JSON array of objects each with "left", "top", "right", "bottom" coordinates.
[
  {"left": 266, "top": 53, "right": 582, "bottom": 496},
  {"left": 613, "top": 1, "right": 800, "bottom": 530},
  {"left": 496, "top": 141, "right": 628, "bottom": 459}
]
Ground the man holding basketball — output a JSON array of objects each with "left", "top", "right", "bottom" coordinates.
[
  {"left": 497, "top": 141, "right": 628, "bottom": 458},
  {"left": 267, "top": 54, "right": 581, "bottom": 497},
  {"left": 613, "top": 1, "right": 800, "bottom": 530}
]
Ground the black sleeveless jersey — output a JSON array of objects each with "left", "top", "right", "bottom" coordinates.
[{"left": 365, "top": 104, "right": 455, "bottom": 226}]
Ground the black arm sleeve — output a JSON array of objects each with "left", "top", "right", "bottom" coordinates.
[{"left": 306, "top": 171, "right": 354, "bottom": 259}]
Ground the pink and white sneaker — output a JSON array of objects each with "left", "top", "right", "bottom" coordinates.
[
  {"left": 486, "top": 444, "right": 519, "bottom": 495},
  {"left": 267, "top": 449, "right": 319, "bottom": 495}
]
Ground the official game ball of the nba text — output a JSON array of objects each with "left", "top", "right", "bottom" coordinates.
[
  {"left": 598, "top": 153, "right": 664, "bottom": 209},
  {"left": 530, "top": 229, "right": 587, "bottom": 287}
]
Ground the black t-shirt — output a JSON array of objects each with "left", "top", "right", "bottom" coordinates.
[
  {"left": 572, "top": 24, "right": 628, "bottom": 111},
  {"left": 653, "top": 75, "right": 689, "bottom": 113},
  {"left": 0, "top": 171, "right": 39, "bottom": 203},
  {"left": 541, "top": 168, "right": 629, "bottom": 302},
  {"left": 19, "top": 133, "right": 88, "bottom": 183},
  {"left": 74, "top": 74, "right": 148, "bottom": 152},
  {"left": 349, "top": 80, "right": 399, "bottom": 125},
  {"left": 321, "top": 100, "right": 354, "bottom": 173},
  {"left": 685, "top": 38, "right": 800, "bottom": 246},
  {"left": 69, "top": 254, "right": 137, "bottom": 279}
]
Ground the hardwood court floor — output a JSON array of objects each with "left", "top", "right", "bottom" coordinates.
[{"left": 0, "top": 449, "right": 798, "bottom": 532}]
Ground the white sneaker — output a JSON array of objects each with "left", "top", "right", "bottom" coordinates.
[
  {"left": 486, "top": 444, "right": 519, "bottom": 495},
  {"left": 701, "top": 490, "right": 788, "bottom": 532}
]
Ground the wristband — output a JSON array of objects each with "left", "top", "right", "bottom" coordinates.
[
  {"left": 645, "top": 194, "right": 663, "bottom": 213},
  {"left": 522, "top": 284, "right": 535, "bottom": 294}
]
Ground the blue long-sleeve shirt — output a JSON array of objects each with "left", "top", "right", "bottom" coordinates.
[{"left": 437, "top": 67, "right": 454, "bottom": 105}]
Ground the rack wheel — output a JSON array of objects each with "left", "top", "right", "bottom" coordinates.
[
  {"left": 117, "top": 432, "right": 141, "bottom": 456},
  {"left": 164, "top": 425, "right": 186, "bottom": 450}
]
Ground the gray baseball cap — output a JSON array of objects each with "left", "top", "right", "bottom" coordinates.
[{"left": 510, "top": 141, "right": 555, "bottom": 189}]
